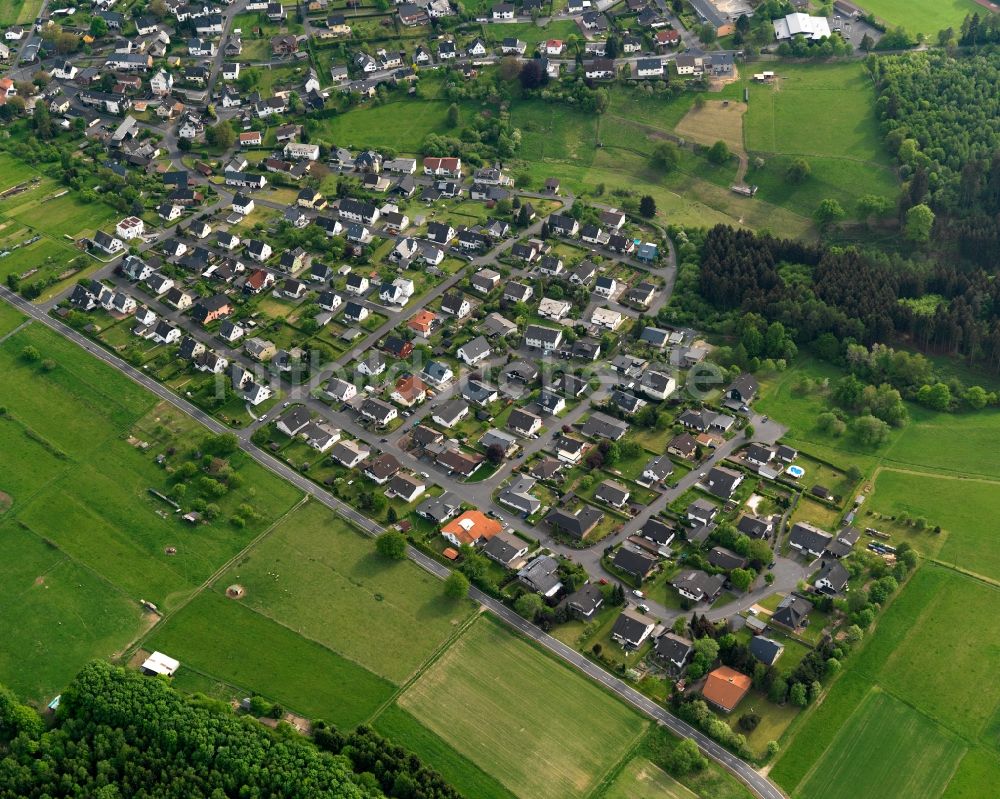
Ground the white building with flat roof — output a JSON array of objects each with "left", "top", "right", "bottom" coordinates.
[{"left": 773, "top": 12, "right": 831, "bottom": 40}]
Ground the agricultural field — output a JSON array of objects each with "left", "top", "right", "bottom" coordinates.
[
  {"left": 395, "top": 616, "right": 649, "bottom": 799},
  {"left": 374, "top": 705, "right": 517, "bottom": 799},
  {"left": 775, "top": 566, "right": 1000, "bottom": 799},
  {"left": 858, "top": 0, "right": 983, "bottom": 36},
  {"left": 600, "top": 757, "right": 698, "bottom": 799},
  {"left": 0, "top": 323, "right": 302, "bottom": 703},
  {"left": 795, "top": 689, "right": 965, "bottom": 799},
  {"left": 213, "top": 501, "right": 475, "bottom": 683}
]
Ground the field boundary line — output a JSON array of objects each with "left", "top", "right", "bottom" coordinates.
[
  {"left": 873, "top": 463, "right": 1000, "bottom": 486},
  {"left": 15, "top": 518, "right": 146, "bottom": 604},
  {"left": 213, "top": 592, "right": 406, "bottom": 685},
  {"left": 0, "top": 318, "right": 30, "bottom": 344},
  {"left": 122, "top": 494, "right": 310, "bottom": 660},
  {"left": 582, "top": 723, "right": 650, "bottom": 799},
  {"left": 924, "top": 559, "right": 1000, "bottom": 590},
  {"left": 366, "top": 608, "right": 483, "bottom": 725}
]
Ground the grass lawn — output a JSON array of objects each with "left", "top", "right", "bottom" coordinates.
[
  {"left": 795, "top": 688, "right": 965, "bottom": 799},
  {"left": 312, "top": 97, "right": 451, "bottom": 154},
  {"left": 866, "top": 469, "right": 1000, "bottom": 581},
  {"left": 396, "top": 616, "right": 649, "bottom": 799},
  {"left": 374, "top": 705, "right": 516, "bottom": 799},
  {"left": 144, "top": 591, "right": 395, "bottom": 728},
  {"left": 859, "top": 0, "right": 982, "bottom": 35},
  {"left": 214, "top": 500, "right": 475, "bottom": 684},
  {"left": 787, "top": 495, "right": 842, "bottom": 533},
  {"left": 600, "top": 757, "right": 698, "bottom": 799}
]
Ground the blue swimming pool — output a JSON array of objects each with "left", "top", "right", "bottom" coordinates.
[{"left": 786, "top": 465, "right": 805, "bottom": 478}]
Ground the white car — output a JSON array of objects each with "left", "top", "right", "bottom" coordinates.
[{"left": 632, "top": 589, "right": 644, "bottom": 599}]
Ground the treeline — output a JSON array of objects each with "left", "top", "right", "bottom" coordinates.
[
  {"left": 314, "top": 724, "right": 462, "bottom": 799},
  {"left": 0, "top": 661, "right": 467, "bottom": 799},
  {"left": 870, "top": 52, "right": 1000, "bottom": 266},
  {"left": 676, "top": 225, "right": 1000, "bottom": 384}
]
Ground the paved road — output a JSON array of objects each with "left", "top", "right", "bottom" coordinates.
[{"left": 0, "top": 286, "right": 787, "bottom": 799}]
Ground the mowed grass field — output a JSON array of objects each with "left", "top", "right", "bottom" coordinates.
[
  {"left": 0, "top": 323, "right": 303, "bottom": 703},
  {"left": 395, "top": 616, "right": 649, "bottom": 799},
  {"left": 214, "top": 501, "right": 475, "bottom": 683},
  {"left": 601, "top": 757, "right": 698, "bottom": 799},
  {"left": 775, "top": 566, "right": 1000, "bottom": 799},
  {"left": 860, "top": 0, "right": 984, "bottom": 35}
]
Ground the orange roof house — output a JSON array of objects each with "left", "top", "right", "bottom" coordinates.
[
  {"left": 702, "top": 667, "right": 751, "bottom": 713},
  {"left": 441, "top": 510, "right": 502, "bottom": 547},
  {"left": 391, "top": 374, "right": 427, "bottom": 407},
  {"left": 408, "top": 309, "right": 437, "bottom": 336}
]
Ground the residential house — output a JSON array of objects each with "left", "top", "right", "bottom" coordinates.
[
  {"left": 612, "top": 547, "right": 657, "bottom": 581},
  {"left": 672, "top": 570, "right": 726, "bottom": 603},
  {"left": 482, "top": 531, "right": 530, "bottom": 568},
  {"left": 610, "top": 609, "right": 656, "bottom": 650},
  {"left": 545, "top": 506, "right": 604, "bottom": 540},
  {"left": 702, "top": 667, "right": 752, "bottom": 713},
  {"left": 441, "top": 510, "right": 501, "bottom": 547},
  {"left": 654, "top": 633, "right": 694, "bottom": 675},
  {"left": 565, "top": 583, "right": 604, "bottom": 619},
  {"left": 788, "top": 522, "right": 833, "bottom": 558}
]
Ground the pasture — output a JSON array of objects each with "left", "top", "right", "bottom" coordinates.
[
  {"left": 312, "top": 97, "right": 451, "bottom": 153},
  {"left": 858, "top": 0, "right": 984, "bottom": 36},
  {"left": 0, "top": 303, "right": 24, "bottom": 337},
  {"left": 397, "top": 616, "right": 648, "bottom": 799},
  {"left": 743, "top": 61, "right": 898, "bottom": 215},
  {"left": 867, "top": 469, "right": 1000, "bottom": 581},
  {"left": 214, "top": 501, "right": 475, "bottom": 683},
  {"left": 851, "top": 565, "right": 1000, "bottom": 736},
  {"left": 796, "top": 689, "right": 965, "bottom": 799},
  {"left": 0, "top": 325, "right": 304, "bottom": 701},
  {"left": 601, "top": 757, "right": 698, "bottom": 799},
  {"left": 144, "top": 592, "right": 395, "bottom": 728},
  {"left": 0, "top": 522, "right": 145, "bottom": 705}
]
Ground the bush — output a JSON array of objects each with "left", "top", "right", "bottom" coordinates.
[{"left": 738, "top": 712, "right": 760, "bottom": 732}]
